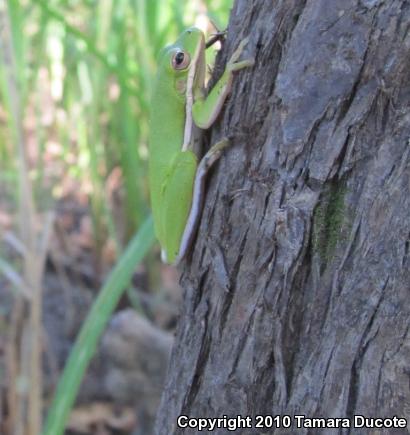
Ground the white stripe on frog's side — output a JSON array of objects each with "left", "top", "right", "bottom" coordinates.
[{"left": 182, "top": 34, "right": 204, "bottom": 152}]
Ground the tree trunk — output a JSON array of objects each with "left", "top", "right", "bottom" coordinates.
[{"left": 155, "top": 0, "right": 410, "bottom": 433}]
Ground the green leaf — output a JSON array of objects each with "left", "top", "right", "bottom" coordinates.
[{"left": 42, "top": 216, "right": 155, "bottom": 435}]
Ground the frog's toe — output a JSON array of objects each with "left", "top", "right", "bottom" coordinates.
[{"left": 229, "top": 37, "right": 250, "bottom": 63}]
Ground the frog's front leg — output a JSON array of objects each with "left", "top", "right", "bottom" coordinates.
[
  {"left": 175, "top": 138, "right": 230, "bottom": 264},
  {"left": 192, "top": 37, "right": 254, "bottom": 129}
]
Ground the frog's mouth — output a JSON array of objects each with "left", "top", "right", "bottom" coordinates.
[{"left": 182, "top": 33, "right": 205, "bottom": 152}]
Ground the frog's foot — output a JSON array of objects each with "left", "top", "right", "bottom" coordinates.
[
  {"left": 227, "top": 37, "right": 255, "bottom": 72},
  {"left": 196, "top": 138, "right": 230, "bottom": 186},
  {"left": 206, "top": 137, "right": 230, "bottom": 158}
]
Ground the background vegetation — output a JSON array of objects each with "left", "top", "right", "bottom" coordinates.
[{"left": 0, "top": 0, "right": 233, "bottom": 434}]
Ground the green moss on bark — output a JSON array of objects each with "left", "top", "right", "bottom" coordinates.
[{"left": 313, "top": 181, "right": 347, "bottom": 267}]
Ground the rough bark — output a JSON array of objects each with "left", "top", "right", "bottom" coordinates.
[{"left": 155, "top": 0, "right": 410, "bottom": 434}]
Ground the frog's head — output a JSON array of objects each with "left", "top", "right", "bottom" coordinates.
[{"left": 157, "top": 27, "right": 205, "bottom": 97}]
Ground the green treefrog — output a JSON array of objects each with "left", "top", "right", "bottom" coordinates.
[{"left": 149, "top": 27, "right": 253, "bottom": 265}]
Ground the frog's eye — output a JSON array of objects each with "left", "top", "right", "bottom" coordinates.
[{"left": 172, "top": 51, "right": 190, "bottom": 70}]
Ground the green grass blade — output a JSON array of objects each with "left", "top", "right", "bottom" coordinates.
[
  {"left": 6, "top": 0, "right": 26, "bottom": 97},
  {"left": 32, "top": 0, "right": 139, "bottom": 95},
  {"left": 42, "top": 216, "right": 155, "bottom": 435}
]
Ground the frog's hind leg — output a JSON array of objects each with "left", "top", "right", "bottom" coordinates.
[
  {"left": 160, "top": 151, "right": 197, "bottom": 264},
  {"left": 175, "top": 138, "right": 230, "bottom": 264}
]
